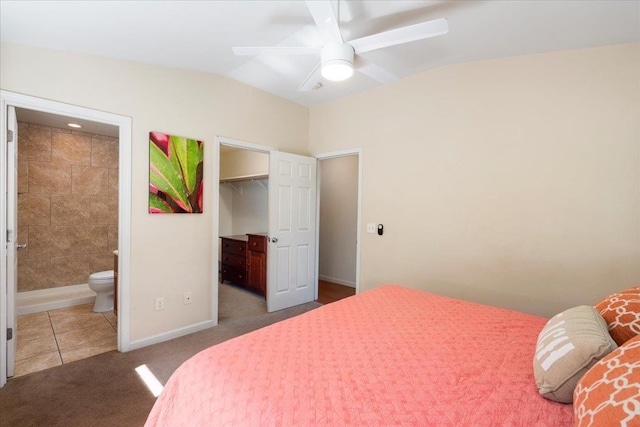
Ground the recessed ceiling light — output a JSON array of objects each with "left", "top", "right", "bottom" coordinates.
[{"left": 68, "top": 123, "right": 82, "bottom": 129}]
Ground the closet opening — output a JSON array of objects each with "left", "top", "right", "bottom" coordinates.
[{"left": 217, "top": 144, "right": 269, "bottom": 321}]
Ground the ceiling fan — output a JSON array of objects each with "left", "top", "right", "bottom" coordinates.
[{"left": 232, "top": 1, "right": 448, "bottom": 91}]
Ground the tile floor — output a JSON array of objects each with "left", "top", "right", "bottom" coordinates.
[{"left": 14, "top": 304, "right": 117, "bottom": 377}]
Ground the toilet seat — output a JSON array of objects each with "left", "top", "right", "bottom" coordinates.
[{"left": 89, "top": 270, "right": 114, "bottom": 285}]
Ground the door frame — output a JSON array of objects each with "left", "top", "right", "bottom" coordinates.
[
  {"left": 0, "top": 91, "right": 132, "bottom": 387},
  {"left": 314, "top": 148, "right": 363, "bottom": 298},
  {"left": 212, "top": 136, "right": 275, "bottom": 322}
]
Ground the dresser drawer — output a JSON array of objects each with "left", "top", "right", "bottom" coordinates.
[
  {"left": 248, "top": 235, "right": 266, "bottom": 253},
  {"left": 221, "top": 265, "right": 247, "bottom": 286},
  {"left": 221, "top": 238, "right": 246, "bottom": 255},
  {"left": 221, "top": 253, "right": 245, "bottom": 268}
]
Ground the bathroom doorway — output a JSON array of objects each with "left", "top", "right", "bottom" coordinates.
[
  {"left": 13, "top": 110, "right": 119, "bottom": 376},
  {"left": 1, "top": 91, "right": 132, "bottom": 387}
]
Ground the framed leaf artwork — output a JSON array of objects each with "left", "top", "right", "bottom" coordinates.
[{"left": 149, "top": 131, "right": 203, "bottom": 214}]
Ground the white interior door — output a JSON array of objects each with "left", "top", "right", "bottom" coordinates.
[
  {"left": 6, "top": 106, "right": 18, "bottom": 378},
  {"left": 267, "top": 151, "right": 317, "bottom": 312}
]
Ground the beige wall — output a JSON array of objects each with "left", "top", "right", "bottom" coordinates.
[
  {"left": 17, "top": 122, "right": 118, "bottom": 291},
  {"left": 219, "top": 149, "right": 268, "bottom": 180},
  {"left": 1, "top": 42, "right": 309, "bottom": 341},
  {"left": 319, "top": 156, "right": 358, "bottom": 287},
  {"left": 309, "top": 43, "right": 640, "bottom": 317}
]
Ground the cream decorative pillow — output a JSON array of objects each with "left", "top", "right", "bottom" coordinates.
[{"left": 533, "top": 306, "right": 617, "bottom": 403}]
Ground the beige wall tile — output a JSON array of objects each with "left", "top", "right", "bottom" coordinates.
[
  {"left": 73, "top": 225, "right": 108, "bottom": 254},
  {"left": 18, "top": 125, "right": 52, "bottom": 162},
  {"left": 108, "top": 224, "right": 118, "bottom": 251},
  {"left": 17, "top": 256, "right": 50, "bottom": 291},
  {"left": 90, "top": 195, "right": 118, "bottom": 225},
  {"left": 50, "top": 194, "right": 91, "bottom": 225},
  {"left": 71, "top": 165, "right": 108, "bottom": 195},
  {"left": 108, "top": 168, "right": 118, "bottom": 194},
  {"left": 91, "top": 137, "right": 119, "bottom": 168},
  {"left": 90, "top": 252, "right": 114, "bottom": 273},
  {"left": 18, "top": 158, "right": 29, "bottom": 194},
  {"left": 28, "top": 161, "right": 71, "bottom": 194},
  {"left": 18, "top": 193, "right": 50, "bottom": 226},
  {"left": 28, "top": 225, "right": 75, "bottom": 258},
  {"left": 50, "top": 254, "right": 91, "bottom": 287},
  {"left": 52, "top": 132, "right": 91, "bottom": 165}
]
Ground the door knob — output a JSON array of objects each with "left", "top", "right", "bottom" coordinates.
[
  {"left": 271, "top": 237, "right": 278, "bottom": 243},
  {"left": 16, "top": 243, "right": 27, "bottom": 250}
]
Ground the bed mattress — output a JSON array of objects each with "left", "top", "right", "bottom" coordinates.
[{"left": 146, "top": 285, "right": 573, "bottom": 426}]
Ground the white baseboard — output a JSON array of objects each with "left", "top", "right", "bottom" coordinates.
[
  {"left": 318, "top": 275, "right": 356, "bottom": 288},
  {"left": 17, "top": 284, "right": 96, "bottom": 315},
  {"left": 128, "top": 319, "right": 218, "bottom": 351}
]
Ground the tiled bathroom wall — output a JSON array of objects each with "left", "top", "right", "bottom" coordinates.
[{"left": 17, "top": 122, "right": 119, "bottom": 292}]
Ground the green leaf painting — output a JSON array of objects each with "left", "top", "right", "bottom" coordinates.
[{"left": 149, "top": 131, "right": 203, "bottom": 214}]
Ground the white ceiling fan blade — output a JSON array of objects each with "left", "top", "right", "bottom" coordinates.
[
  {"left": 297, "top": 63, "right": 322, "bottom": 92},
  {"left": 349, "top": 18, "right": 448, "bottom": 54},
  {"left": 355, "top": 57, "right": 399, "bottom": 85},
  {"left": 305, "top": 0, "right": 343, "bottom": 45},
  {"left": 233, "top": 47, "right": 320, "bottom": 56}
]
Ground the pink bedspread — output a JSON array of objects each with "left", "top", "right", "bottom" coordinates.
[{"left": 146, "top": 285, "right": 573, "bottom": 426}]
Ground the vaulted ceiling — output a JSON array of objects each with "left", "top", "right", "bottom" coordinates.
[{"left": 1, "top": 1, "right": 639, "bottom": 107}]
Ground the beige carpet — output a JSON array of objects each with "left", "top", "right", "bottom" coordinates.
[{"left": 0, "top": 285, "right": 320, "bottom": 427}]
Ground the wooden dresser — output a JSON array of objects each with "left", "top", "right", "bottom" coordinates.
[{"left": 220, "top": 233, "right": 267, "bottom": 296}]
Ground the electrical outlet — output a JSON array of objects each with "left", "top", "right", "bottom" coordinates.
[
  {"left": 183, "top": 292, "right": 192, "bottom": 305},
  {"left": 155, "top": 297, "right": 164, "bottom": 311},
  {"left": 367, "top": 223, "right": 376, "bottom": 234}
]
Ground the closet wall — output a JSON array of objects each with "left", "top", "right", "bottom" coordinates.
[{"left": 219, "top": 148, "right": 269, "bottom": 255}]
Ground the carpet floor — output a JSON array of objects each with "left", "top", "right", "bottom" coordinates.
[{"left": 0, "top": 284, "right": 321, "bottom": 427}]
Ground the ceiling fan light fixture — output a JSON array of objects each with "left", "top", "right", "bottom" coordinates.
[
  {"left": 321, "top": 60, "right": 353, "bottom": 81},
  {"left": 321, "top": 43, "right": 354, "bottom": 82}
]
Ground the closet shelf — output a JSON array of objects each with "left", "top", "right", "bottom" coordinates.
[{"left": 219, "top": 173, "right": 268, "bottom": 184}]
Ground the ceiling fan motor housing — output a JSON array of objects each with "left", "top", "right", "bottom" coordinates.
[{"left": 321, "top": 43, "right": 355, "bottom": 81}]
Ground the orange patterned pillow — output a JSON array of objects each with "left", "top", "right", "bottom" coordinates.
[
  {"left": 573, "top": 335, "right": 640, "bottom": 427},
  {"left": 595, "top": 286, "right": 640, "bottom": 345}
]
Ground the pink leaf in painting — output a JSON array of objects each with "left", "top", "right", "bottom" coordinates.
[{"left": 150, "top": 131, "right": 170, "bottom": 155}]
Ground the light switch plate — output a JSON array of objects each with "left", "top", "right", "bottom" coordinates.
[{"left": 367, "top": 223, "right": 376, "bottom": 234}]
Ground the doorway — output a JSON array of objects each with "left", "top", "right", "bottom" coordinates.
[
  {"left": 0, "top": 91, "right": 132, "bottom": 387},
  {"left": 213, "top": 136, "right": 319, "bottom": 320},
  {"left": 315, "top": 149, "right": 362, "bottom": 302},
  {"left": 218, "top": 144, "right": 269, "bottom": 320}
]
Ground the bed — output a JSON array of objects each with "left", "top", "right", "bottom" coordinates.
[{"left": 145, "top": 285, "right": 573, "bottom": 426}]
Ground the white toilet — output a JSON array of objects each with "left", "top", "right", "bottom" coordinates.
[{"left": 88, "top": 270, "right": 114, "bottom": 312}]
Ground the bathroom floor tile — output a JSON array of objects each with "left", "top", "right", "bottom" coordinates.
[
  {"left": 17, "top": 324, "right": 55, "bottom": 342},
  {"left": 17, "top": 311, "right": 50, "bottom": 331},
  {"left": 14, "top": 351, "right": 62, "bottom": 377},
  {"left": 103, "top": 311, "right": 117, "bottom": 330},
  {"left": 16, "top": 334, "right": 58, "bottom": 361},
  {"left": 48, "top": 303, "right": 94, "bottom": 318},
  {"left": 14, "top": 303, "right": 117, "bottom": 377},
  {"left": 60, "top": 336, "right": 117, "bottom": 364},
  {"left": 50, "top": 311, "right": 108, "bottom": 334},
  {"left": 55, "top": 321, "right": 116, "bottom": 351}
]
